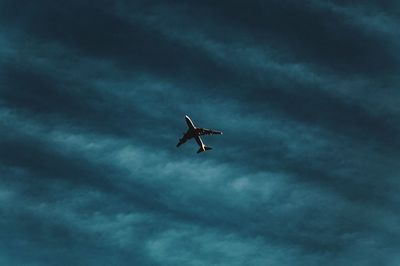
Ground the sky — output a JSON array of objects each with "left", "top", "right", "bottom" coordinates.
[{"left": 1, "top": 1, "right": 400, "bottom": 265}]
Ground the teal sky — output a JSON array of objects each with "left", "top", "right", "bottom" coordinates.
[{"left": 1, "top": 1, "right": 400, "bottom": 265}]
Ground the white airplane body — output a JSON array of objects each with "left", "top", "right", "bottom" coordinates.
[{"left": 177, "top": 115, "right": 223, "bottom": 153}]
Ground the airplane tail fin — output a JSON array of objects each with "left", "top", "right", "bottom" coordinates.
[{"left": 197, "top": 146, "right": 212, "bottom": 154}]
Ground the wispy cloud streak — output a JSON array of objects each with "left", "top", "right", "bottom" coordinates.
[{"left": 1, "top": 1, "right": 399, "bottom": 265}]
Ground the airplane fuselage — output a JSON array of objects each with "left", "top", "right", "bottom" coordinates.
[
  {"left": 184, "top": 116, "right": 205, "bottom": 147},
  {"left": 177, "top": 115, "right": 222, "bottom": 153}
]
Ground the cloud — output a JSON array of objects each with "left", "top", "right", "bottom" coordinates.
[{"left": 1, "top": 1, "right": 399, "bottom": 265}]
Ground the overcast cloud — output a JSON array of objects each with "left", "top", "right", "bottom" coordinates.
[{"left": 1, "top": 1, "right": 400, "bottom": 265}]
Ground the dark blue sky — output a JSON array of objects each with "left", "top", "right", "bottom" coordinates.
[{"left": 1, "top": 1, "right": 400, "bottom": 265}]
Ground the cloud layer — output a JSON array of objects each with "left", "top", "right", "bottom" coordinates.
[{"left": 1, "top": 1, "right": 400, "bottom": 265}]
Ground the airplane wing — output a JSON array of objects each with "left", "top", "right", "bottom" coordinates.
[
  {"left": 198, "top": 128, "right": 223, "bottom": 136},
  {"left": 177, "top": 134, "right": 189, "bottom": 147}
]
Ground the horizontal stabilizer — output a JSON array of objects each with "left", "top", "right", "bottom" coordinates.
[{"left": 197, "top": 146, "right": 212, "bottom": 153}]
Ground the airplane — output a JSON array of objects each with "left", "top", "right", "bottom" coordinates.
[{"left": 177, "top": 115, "right": 223, "bottom": 153}]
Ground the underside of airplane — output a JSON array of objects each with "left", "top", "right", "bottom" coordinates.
[{"left": 177, "top": 115, "right": 223, "bottom": 153}]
